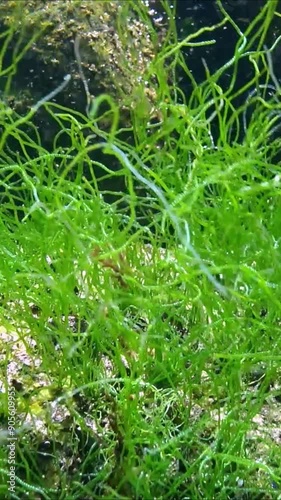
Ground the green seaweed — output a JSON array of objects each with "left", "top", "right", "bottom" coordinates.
[{"left": 1, "top": 1, "right": 281, "bottom": 498}]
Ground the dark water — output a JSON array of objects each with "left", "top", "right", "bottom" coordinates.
[{"left": 176, "top": 0, "right": 280, "bottom": 101}]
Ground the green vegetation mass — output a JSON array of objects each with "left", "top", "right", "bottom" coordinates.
[{"left": 1, "top": 1, "right": 281, "bottom": 498}]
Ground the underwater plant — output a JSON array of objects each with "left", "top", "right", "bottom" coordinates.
[{"left": 1, "top": 0, "right": 281, "bottom": 498}]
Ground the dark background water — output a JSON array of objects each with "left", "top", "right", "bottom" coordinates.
[{"left": 176, "top": 0, "right": 280, "bottom": 99}]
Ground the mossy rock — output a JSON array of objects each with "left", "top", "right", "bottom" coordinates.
[{"left": 0, "top": 1, "right": 164, "bottom": 119}]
